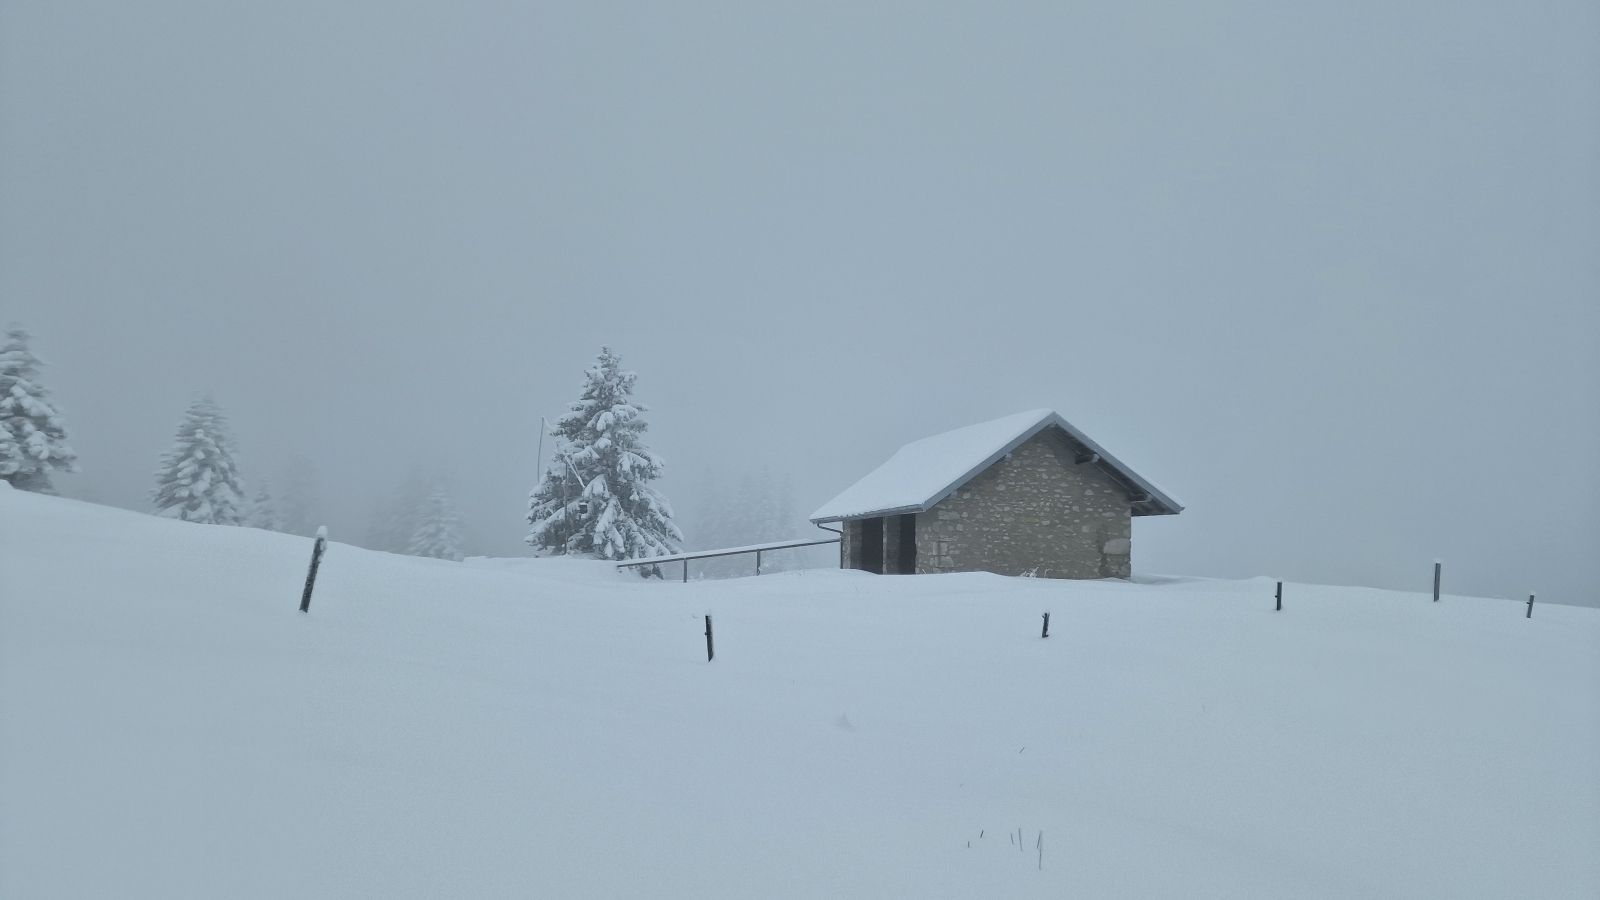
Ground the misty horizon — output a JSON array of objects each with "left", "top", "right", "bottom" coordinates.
[{"left": 3, "top": 1, "right": 1595, "bottom": 605}]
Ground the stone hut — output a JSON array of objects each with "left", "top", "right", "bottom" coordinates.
[{"left": 810, "top": 409, "right": 1181, "bottom": 579}]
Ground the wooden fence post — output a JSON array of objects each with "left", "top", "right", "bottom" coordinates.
[
  {"left": 704, "top": 614, "right": 714, "bottom": 662},
  {"left": 1433, "top": 560, "right": 1442, "bottom": 602},
  {"left": 299, "top": 526, "right": 327, "bottom": 613},
  {"left": 1526, "top": 593, "right": 1535, "bottom": 618},
  {"left": 1041, "top": 612, "right": 1050, "bottom": 638},
  {"left": 1276, "top": 581, "right": 1282, "bottom": 612}
]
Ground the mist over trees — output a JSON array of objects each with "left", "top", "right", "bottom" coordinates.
[
  {"left": 407, "top": 483, "right": 464, "bottom": 561},
  {"left": 365, "top": 469, "right": 468, "bottom": 561},
  {"left": 246, "top": 481, "right": 279, "bottom": 531},
  {"left": 527, "top": 347, "right": 680, "bottom": 563},
  {"left": 0, "top": 327, "right": 77, "bottom": 494},
  {"left": 276, "top": 457, "right": 322, "bottom": 537},
  {"left": 151, "top": 397, "right": 244, "bottom": 525},
  {"left": 6, "top": 326, "right": 814, "bottom": 574},
  {"left": 366, "top": 468, "right": 434, "bottom": 553},
  {"left": 689, "top": 468, "right": 823, "bottom": 576}
]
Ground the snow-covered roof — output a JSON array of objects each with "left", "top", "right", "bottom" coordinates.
[{"left": 809, "top": 409, "right": 1183, "bottom": 523}]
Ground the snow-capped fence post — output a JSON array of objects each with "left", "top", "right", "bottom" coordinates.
[
  {"left": 299, "top": 526, "right": 327, "bottom": 613},
  {"left": 704, "top": 615, "right": 714, "bottom": 662},
  {"left": 1433, "top": 560, "right": 1442, "bottom": 602},
  {"left": 1526, "top": 593, "right": 1535, "bottom": 618},
  {"left": 1276, "top": 581, "right": 1283, "bottom": 612},
  {"left": 1041, "top": 612, "right": 1050, "bottom": 638}
]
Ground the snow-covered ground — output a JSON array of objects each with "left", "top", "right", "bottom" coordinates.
[{"left": 2, "top": 484, "right": 1595, "bottom": 899}]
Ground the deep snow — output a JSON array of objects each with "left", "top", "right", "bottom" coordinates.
[{"left": 1, "top": 485, "right": 1595, "bottom": 899}]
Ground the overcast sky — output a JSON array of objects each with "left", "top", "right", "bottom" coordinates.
[{"left": 3, "top": 1, "right": 1596, "bottom": 604}]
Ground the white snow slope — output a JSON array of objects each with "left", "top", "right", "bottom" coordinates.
[{"left": 2, "top": 485, "right": 1596, "bottom": 899}]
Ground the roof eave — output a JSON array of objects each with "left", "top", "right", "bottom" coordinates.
[{"left": 810, "top": 503, "right": 926, "bottom": 524}]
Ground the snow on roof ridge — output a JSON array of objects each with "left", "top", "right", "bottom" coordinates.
[{"left": 809, "top": 409, "right": 1181, "bottom": 523}]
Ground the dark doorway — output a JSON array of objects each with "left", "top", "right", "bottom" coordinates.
[
  {"left": 859, "top": 517, "right": 883, "bottom": 574},
  {"left": 897, "top": 514, "right": 917, "bottom": 574}
]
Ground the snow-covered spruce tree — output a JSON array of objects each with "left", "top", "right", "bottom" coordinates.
[
  {"left": 526, "top": 347, "right": 681, "bottom": 568},
  {"left": 151, "top": 397, "right": 245, "bottom": 525},
  {"left": 246, "top": 481, "right": 279, "bottom": 531},
  {"left": 407, "top": 482, "right": 464, "bottom": 561},
  {"left": 0, "top": 327, "right": 78, "bottom": 493}
]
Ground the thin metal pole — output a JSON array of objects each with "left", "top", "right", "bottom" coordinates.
[
  {"left": 704, "top": 615, "right": 714, "bottom": 662},
  {"left": 1433, "top": 560, "right": 1442, "bottom": 602},
  {"left": 1527, "top": 593, "right": 1535, "bottom": 618},
  {"left": 1276, "top": 581, "right": 1282, "bottom": 612},
  {"left": 683, "top": 558, "right": 688, "bottom": 583},
  {"left": 535, "top": 416, "right": 547, "bottom": 495}
]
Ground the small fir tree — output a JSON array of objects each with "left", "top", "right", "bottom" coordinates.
[
  {"left": 246, "top": 482, "right": 279, "bottom": 531},
  {"left": 0, "top": 327, "right": 78, "bottom": 493},
  {"left": 151, "top": 397, "right": 245, "bottom": 524},
  {"left": 408, "top": 483, "right": 464, "bottom": 561},
  {"left": 526, "top": 347, "right": 681, "bottom": 565}
]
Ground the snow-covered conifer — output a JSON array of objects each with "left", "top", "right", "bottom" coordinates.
[
  {"left": 0, "top": 327, "right": 78, "bottom": 493},
  {"left": 151, "top": 397, "right": 245, "bottom": 525},
  {"left": 246, "top": 482, "right": 279, "bottom": 531},
  {"left": 526, "top": 347, "right": 681, "bottom": 564},
  {"left": 407, "top": 483, "right": 464, "bottom": 561}
]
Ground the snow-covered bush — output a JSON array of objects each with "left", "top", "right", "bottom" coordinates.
[
  {"left": 0, "top": 327, "right": 77, "bottom": 493},
  {"left": 527, "top": 347, "right": 681, "bottom": 566}
]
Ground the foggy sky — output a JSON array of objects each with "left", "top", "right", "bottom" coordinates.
[{"left": 3, "top": 1, "right": 1596, "bottom": 605}]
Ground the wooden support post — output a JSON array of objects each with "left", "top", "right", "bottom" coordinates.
[
  {"left": 1276, "top": 581, "right": 1282, "bottom": 612},
  {"left": 1041, "top": 612, "right": 1050, "bottom": 638},
  {"left": 1527, "top": 593, "right": 1535, "bottom": 618},
  {"left": 299, "top": 526, "right": 327, "bottom": 613},
  {"left": 704, "top": 614, "right": 714, "bottom": 662},
  {"left": 1433, "top": 560, "right": 1442, "bottom": 602}
]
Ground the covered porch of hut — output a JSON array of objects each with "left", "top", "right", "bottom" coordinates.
[{"left": 840, "top": 513, "right": 918, "bottom": 575}]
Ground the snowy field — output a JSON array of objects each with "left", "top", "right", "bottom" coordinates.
[{"left": 2, "top": 484, "right": 1596, "bottom": 899}]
